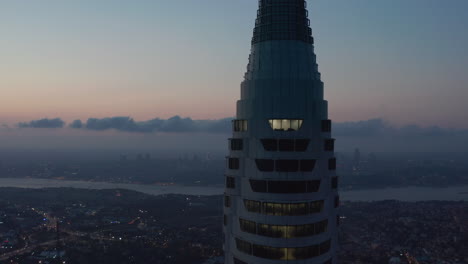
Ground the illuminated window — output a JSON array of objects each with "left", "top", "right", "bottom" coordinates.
[
  {"left": 269, "top": 119, "right": 303, "bottom": 131},
  {"left": 244, "top": 199, "right": 324, "bottom": 216},
  {"left": 235, "top": 239, "right": 252, "bottom": 255},
  {"left": 226, "top": 176, "right": 236, "bottom": 189},
  {"left": 235, "top": 238, "right": 331, "bottom": 260},
  {"left": 243, "top": 200, "right": 261, "bottom": 213},
  {"left": 253, "top": 244, "right": 286, "bottom": 260},
  {"left": 263, "top": 202, "right": 288, "bottom": 216},
  {"left": 230, "top": 138, "right": 244, "bottom": 151},
  {"left": 310, "top": 201, "right": 325, "bottom": 213},
  {"left": 228, "top": 158, "right": 240, "bottom": 170},
  {"left": 240, "top": 219, "right": 328, "bottom": 238},
  {"left": 233, "top": 120, "right": 248, "bottom": 132},
  {"left": 239, "top": 218, "right": 257, "bottom": 234}
]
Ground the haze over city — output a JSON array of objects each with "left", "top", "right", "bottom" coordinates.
[{"left": 1, "top": 0, "right": 468, "bottom": 154}]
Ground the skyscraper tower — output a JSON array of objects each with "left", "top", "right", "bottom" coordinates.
[{"left": 223, "top": 0, "right": 339, "bottom": 264}]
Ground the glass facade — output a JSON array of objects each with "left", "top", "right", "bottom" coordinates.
[
  {"left": 233, "top": 120, "right": 248, "bottom": 132},
  {"left": 226, "top": 176, "right": 236, "bottom": 189},
  {"left": 321, "top": 120, "right": 332, "bottom": 132},
  {"left": 233, "top": 258, "right": 248, "bottom": 264},
  {"left": 235, "top": 238, "right": 331, "bottom": 260},
  {"left": 230, "top": 138, "right": 244, "bottom": 151},
  {"left": 275, "top": 159, "right": 299, "bottom": 172},
  {"left": 228, "top": 158, "right": 240, "bottom": 170},
  {"left": 331, "top": 177, "right": 338, "bottom": 189},
  {"left": 260, "top": 139, "right": 278, "bottom": 151},
  {"left": 328, "top": 158, "right": 336, "bottom": 170},
  {"left": 334, "top": 196, "right": 340, "bottom": 208},
  {"left": 278, "top": 139, "right": 295, "bottom": 151},
  {"left": 240, "top": 218, "right": 328, "bottom": 238},
  {"left": 324, "top": 139, "right": 335, "bottom": 151},
  {"left": 249, "top": 179, "right": 321, "bottom": 193},
  {"left": 244, "top": 199, "right": 324, "bottom": 216},
  {"left": 300, "top": 159, "right": 316, "bottom": 171},
  {"left": 255, "top": 159, "right": 316, "bottom": 172},
  {"left": 255, "top": 159, "right": 275, "bottom": 172},
  {"left": 295, "top": 139, "right": 310, "bottom": 152},
  {"left": 260, "top": 138, "right": 311, "bottom": 152},
  {"left": 239, "top": 219, "right": 257, "bottom": 234},
  {"left": 252, "top": 0, "right": 313, "bottom": 44},
  {"left": 244, "top": 200, "right": 262, "bottom": 214},
  {"left": 269, "top": 119, "right": 304, "bottom": 131},
  {"left": 225, "top": 195, "right": 231, "bottom": 208}
]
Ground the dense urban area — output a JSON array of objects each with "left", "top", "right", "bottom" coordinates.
[
  {"left": 0, "top": 151, "right": 467, "bottom": 189},
  {"left": 0, "top": 188, "right": 466, "bottom": 264}
]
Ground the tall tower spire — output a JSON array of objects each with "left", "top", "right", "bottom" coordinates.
[
  {"left": 224, "top": 0, "right": 339, "bottom": 264},
  {"left": 252, "top": 0, "right": 314, "bottom": 45}
]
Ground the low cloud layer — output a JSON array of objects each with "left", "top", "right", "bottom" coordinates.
[
  {"left": 70, "top": 116, "right": 232, "bottom": 133},
  {"left": 333, "top": 119, "right": 465, "bottom": 138},
  {"left": 18, "top": 118, "right": 65, "bottom": 129},
  {"left": 10, "top": 117, "right": 468, "bottom": 152},
  {"left": 70, "top": 120, "right": 83, "bottom": 129},
  {"left": 17, "top": 116, "right": 467, "bottom": 138}
]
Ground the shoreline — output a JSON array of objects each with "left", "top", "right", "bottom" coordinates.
[
  {"left": 0, "top": 176, "right": 466, "bottom": 191},
  {"left": 0, "top": 177, "right": 466, "bottom": 201}
]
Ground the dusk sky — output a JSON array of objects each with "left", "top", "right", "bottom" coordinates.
[{"left": 1, "top": 0, "right": 467, "bottom": 129}]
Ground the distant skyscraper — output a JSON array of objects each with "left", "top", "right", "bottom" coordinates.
[{"left": 223, "top": 1, "right": 339, "bottom": 263}]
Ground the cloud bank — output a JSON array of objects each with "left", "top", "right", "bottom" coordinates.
[
  {"left": 69, "top": 116, "right": 232, "bottom": 133},
  {"left": 17, "top": 116, "right": 231, "bottom": 133},
  {"left": 11, "top": 117, "right": 468, "bottom": 152},
  {"left": 17, "top": 116, "right": 467, "bottom": 137},
  {"left": 18, "top": 118, "right": 65, "bottom": 129}
]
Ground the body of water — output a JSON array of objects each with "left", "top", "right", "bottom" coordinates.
[{"left": 0, "top": 178, "right": 467, "bottom": 201}]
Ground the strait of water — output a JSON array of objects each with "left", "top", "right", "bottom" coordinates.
[{"left": 0, "top": 178, "right": 467, "bottom": 201}]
